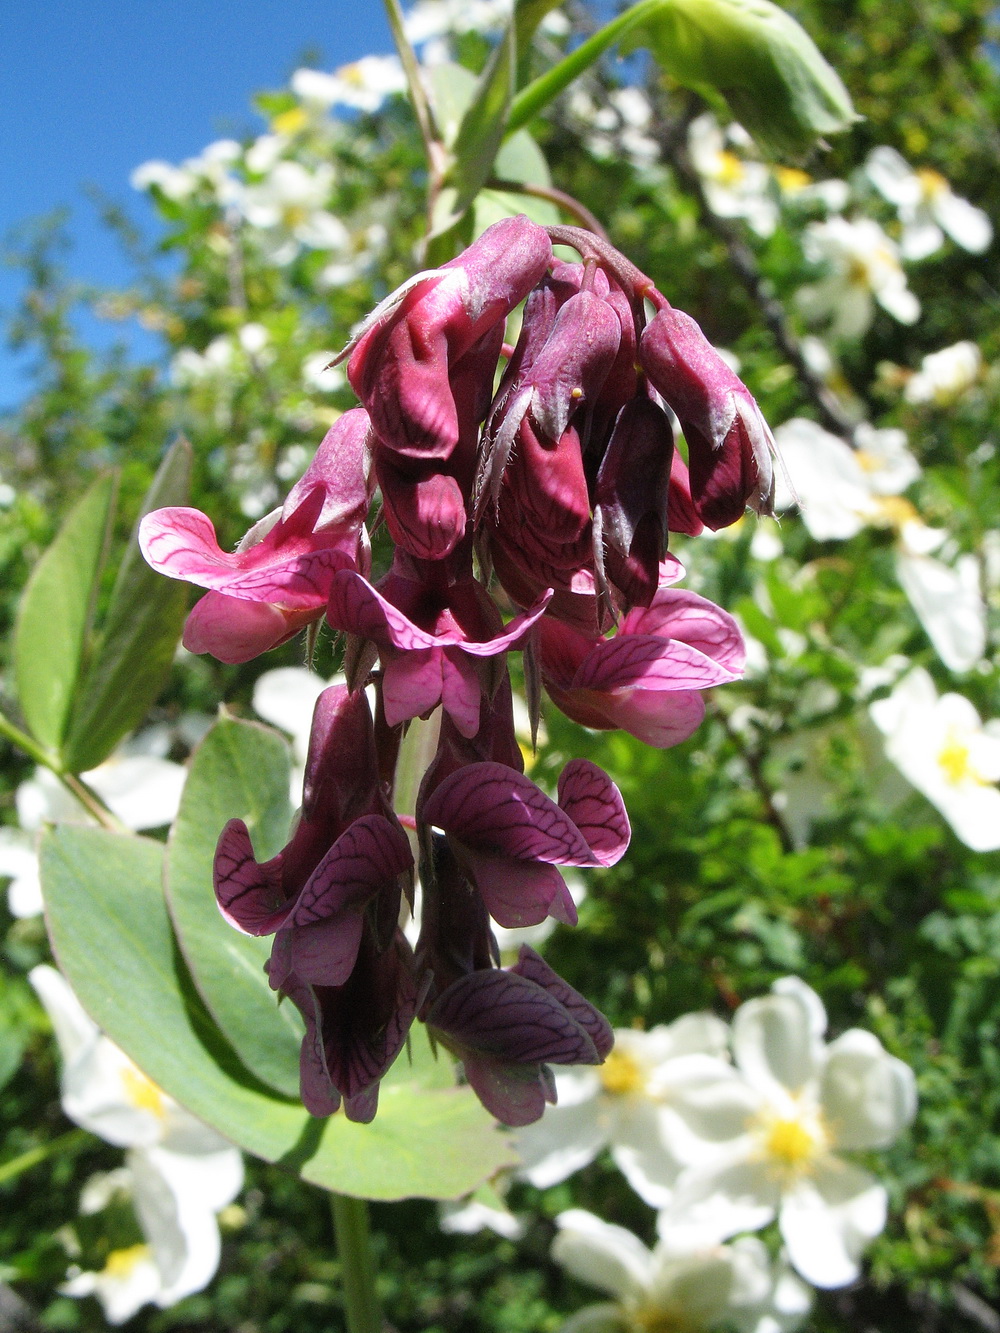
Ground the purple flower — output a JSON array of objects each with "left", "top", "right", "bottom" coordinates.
[
  {"left": 347, "top": 215, "right": 552, "bottom": 462},
  {"left": 426, "top": 946, "right": 613, "bottom": 1126},
  {"left": 640, "top": 304, "right": 777, "bottom": 530},
  {"left": 538, "top": 588, "right": 746, "bottom": 747},
  {"left": 421, "top": 759, "right": 629, "bottom": 927},
  {"left": 326, "top": 557, "right": 551, "bottom": 739},
  {"left": 140, "top": 409, "right": 374, "bottom": 663}
]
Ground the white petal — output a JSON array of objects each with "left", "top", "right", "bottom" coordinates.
[
  {"left": 439, "top": 1199, "right": 525, "bottom": 1240},
  {"left": 899, "top": 220, "right": 944, "bottom": 261},
  {"left": 62, "top": 1248, "right": 163, "bottom": 1324},
  {"left": 560, "top": 1303, "right": 630, "bottom": 1333},
  {"left": 660, "top": 1157, "right": 780, "bottom": 1246},
  {"left": 86, "top": 756, "right": 186, "bottom": 830},
  {"left": 552, "top": 1209, "right": 652, "bottom": 1301},
  {"left": 253, "top": 668, "right": 334, "bottom": 762},
  {"left": 732, "top": 986, "right": 824, "bottom": 1098},
  {"left": 876, "top": 282, "right": 920, "bottom": 326},
  {"left": 647, "top": 1247, "right": 745, "bottom": 1325},
  {"left": 935, "top": 192, "right": 993, "bottom": 253},
  {"left": 896, "top": 552, "right": 985, "bottom": 673},
  {"left": 608, "top": 1097, "right": 687, "bottom": 1208},
  {"left": 865, "top": 147, "right": 919, "bottom": 206},
  {"left": 29, "top": 965, "right": 100, "bottom": 1067},
  {"left": 779, "top": 1158, "right": 887, "bottom": 1288},
  {"left": 821, "top": 1029, "right": 916, "bottom": 1149},
  {"left": 651, "top": 1056, "right": 763, "bottom": 1161},
  {"left": 514, "top": 1082, "right": 606, "bottom": 1188}
]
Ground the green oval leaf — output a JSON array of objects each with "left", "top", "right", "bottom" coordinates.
[
  {"left": 63, "top": 439, "right": 193, "bottom": 774},
  {"left": 41, "top": 824, "right": 516, "bottom": 1200},
  {"left": 165, "top": 714, "right": 302, "bottom": 1099},
  {"left": 13, "top": 473, "right": 117, "bottom": 754}
]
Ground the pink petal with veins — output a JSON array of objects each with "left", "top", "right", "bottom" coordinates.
[
  {"left": 556, "top": 759, "right": 630, "bottom": 866},
  {"left": 183, "top": 593, "right": 315, "bottom": 664},
  {"left": 573, "top": 633, "right": 740, "bottom": 693}
]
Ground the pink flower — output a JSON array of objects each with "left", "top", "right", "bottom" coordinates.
[
  {"left": 139, "top": 409, "right": 374, "bottom": 663},
  {"left": 640, "top": 305, "right": 776, "bottom": 530},
  {"left": 326, "top": 559, "right": 551, "bottom": 738},
  {"left": 538, "top": 588, "right": 746, "bottom": 747}
]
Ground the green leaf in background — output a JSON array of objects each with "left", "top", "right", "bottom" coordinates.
[
  {"left": 63, "top": 439, "right": 192, "bottom": 774},
  {"left": 13, "top": 473, "right": 117, "bottom": 755},
  {"left": 165, "top": 714, "right": 303, "bottom": 1099},
  {"left": 623, "top": 0, "right": 859, "bottom": 157},
  {"left": 41, "top": 825, "right": 516, "bottom": 1199},
  {"left": 474, "top": 130, "right": 561, "bottom": 234}
]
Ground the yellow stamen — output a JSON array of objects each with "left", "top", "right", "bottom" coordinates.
[
  {"left": 765, "top": 1117, "right": 819, "bottom": 1166},
  {"left": 775, "top": 167, "right": 812, "bottom": 192},
  {"left": 121, "top": 1066, "right": 167, "bottom": 1118},
  {"left": 916, "top": 167, "right": 948, "bottom": 199},
  {"left": 102, "top": 1245, "right": 152, "bottom": 1279},
  {"left": 599, "top": 1048, "right": 647, "bottom": 1096},
  {"left": 938, "top": 728, "right": 988, "bottom": 786},
  {"left": 635, "top": 1304, "right": 695, "bottom": 1333},
  {"left": 272, "top": 107, "right": 308, "bottom": 136},
  {"left": 714, "top": 151, "right": 746, "bottom": 186},
  {"left": 872, "top": 495, "right": 918, "bottom": 529}
]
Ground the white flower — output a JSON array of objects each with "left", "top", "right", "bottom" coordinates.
[
  {"left": 31, "top": 966, "right": 243, "bottom": 1322},
  {"left": 798, "top": 217, "right": 920, "bottom": 338},
  {"left": 661, "top": 978, "right": 916, "bottom": 1288},
  {"left": 515, "top": 1015, "right": 732, "bottom": 1206},
  {"left": 291, "top": 56, "right": 406, "bottom": 113},
  {"left": 552, "top": 1209, "right": 811, "bottom": 1333},
  {"left": 866, "top": 146, "right": 993, "bottom": 260},
  {"left": 130, "top": 161, "right": 198, "bottom": 202},
  {"left": 904, "top": 341, "right": 982, "bottom": 406},
  {"left": 302, "top": 351, "right": 346, "bottom": 393},
  {"left": 404, "top": 0, "right": 511, "bottom": 45},
  {"left": 688, "top": 115, "right": 778, "bottom": 238},
  {"left": 439, "top": 1197, "right": 525, "bottom": 1240},
  {"left": 772, "top": 418, "right": 920, "bottom": 541},
  {"left": 870, "top": 667, "right": 1000, "bottom": 851},
  {"left": 3, "top": 731, "right": 186, "bottom": 918},
  {"left": 774, "top": 166, "right": 850, "bottom": 212}
]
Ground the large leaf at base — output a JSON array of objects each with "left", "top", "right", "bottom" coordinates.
[
  {"left": 165, "top": 714, "right": 302, "bottom": 1099},
  {"left": 14, "top": 473, "right": 117, "bottom": 754},
  {"left": 41, "top": 825, "right": 516, "bottom": 1200},
  {"left": 64, "top": 439, "right": 192, "bottom": 774}
]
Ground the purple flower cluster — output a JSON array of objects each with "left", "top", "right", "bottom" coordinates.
[{"left": 140, "top": 217, "right": 764, "bottom": 1125}]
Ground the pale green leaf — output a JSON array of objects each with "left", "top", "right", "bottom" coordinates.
[
  {"left": 165, "top": 714, "right": 302, "bottom": 1099},
  {"left": 13, "top": 474, "right": 117, "bottom": 754}
]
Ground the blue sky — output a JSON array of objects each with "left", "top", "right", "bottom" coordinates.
[{"left": 0, "top": 1, "right": 393, "bottom": 408}]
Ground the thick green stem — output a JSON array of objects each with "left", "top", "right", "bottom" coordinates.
[
  {"left": 331, "top": 1193, "right": 382, "bottom": 1333},
  {"left": 506, "top": 0, "right": 662, "bottom": 137},
  {"left": 0, "top": 1128, "right": 90, "bottom": 1187}
]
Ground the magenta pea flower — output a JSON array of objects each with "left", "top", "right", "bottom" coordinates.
[
  {"left": 326, "top": 562, "right": 552, "bottom": 738},
  {"left": 538, "top": 588, "right": 746, "bottom": 748},
  {"left": 421, "top": 759, "right": 629, "bottom": 928},
  {"left": 346, "top": 215, "right": 552, "bottom": 461},
  {"left": 213, "top": 686, "right": 412, "bottom": 990},
  {"left": 139, "top": 409, "right": 374, "bottom": 663},
  {"left": 640, "top": 304, "right": 776, "bottom": 530},
  {"left": 426, "top": 946, "right": 613, "bottom": 1126}
]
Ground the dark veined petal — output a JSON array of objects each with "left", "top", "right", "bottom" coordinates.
[
  {"left": 213, "top": 819, "right": 288, "bottom": 935},
  {"left": 510, "top": 947, "right": 614, "bottom": 1060},
  {"left": 291, "top": 815, "right": 412, "bottom": 926},
  {"left": 556, "top": 759, "right": 630, "bottom": 867}
]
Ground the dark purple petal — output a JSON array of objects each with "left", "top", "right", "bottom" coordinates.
[
  {"left": 291, "top": 815, "right": 413, "bottom": 926},
  {"left": 427, "top": 969, "right": 599, "bottom": 1066},
  {"left": 459, "top": 1052, "right": 549, "bottom": 1127},
  {"left": 213, "top": 819, "right": 289, "bottom": 934},
  {"left": 461, "top": 853, "right": 575, "bottom": 929},
  {"left": 283, "top": 912, "right": 366, "bottom": 988},
  {"left": 556, "top": 760, "right": 630, "bottom": 867},
  {"left": 423, "top": 763, "right": 598, "bottom": 867},
  {"left": 511, "top": 947, "right": 614, "bottom": 1059}
]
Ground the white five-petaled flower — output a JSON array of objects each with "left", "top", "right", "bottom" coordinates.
[
  {"left": 866, "top": 146, "right": 993, "bottom": 261},
  {"left": 870, "top": 667, "right": 1000, "bottom": 852},
  {"left": 659, "top": 978, "right": 916, "bottom": 1289},
  {"left": 290, "top": 56, "right": 407, "bottom": 113},
  {"left": 894, "top": 529, "right": 986, "bottom": 674},
  {"left": 688, "top": 115, "right": 778, "bottom": 238},
  {"left": 903, "top": 341, "right": 982, "bottom": 406},
  {"left": 515, "top": 1015, "right": 732, "bottom": 1207},
  {"left": 552, "top": 1208, "right": 812, "bottom": 1333},
  {"left": 797, "top": 217, "right": 920, "bottom": 338},
  {"left": 772, "top": 417, "right": 920, "bottom": 541},
  {"left": 30, "top": 966, "right": 244, "bottom": 1324}
]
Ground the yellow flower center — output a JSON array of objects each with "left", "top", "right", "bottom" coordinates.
[
  {"left": 938, "top": 728, "right": 988, "bottom": 786},
  {"left": 272, "top": 107, "right": 308, "bottom": 136},
  {"left": 339, "top": 61, "right": 366, "bottom": 88},
  {"left": 121, "top": 1066, "right": 167, "bottom": 1118},
  {"left": 871, "top": 495, "right": 918, "bottom": 529},
  {"left": 764, "top": 1117, "right": 820, "bottom": 1166},
  {"left": 102, "top": 1244, "right": 152, "bottom": 1280},
  {"left": 599, "top": 1048, "right": 647, "bottom": 1096},
  {"left": 775, "top": 166, "right": 812, "bottom": 192},
  {"left": 916, "top": 167, "right": 948, "bottom": 199},
  {"left": 635, "top": 1304, "right": 695, "bottom": 1333},
  {"left": 714, "top": 151, "right": 746, "bottom": 186}
]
